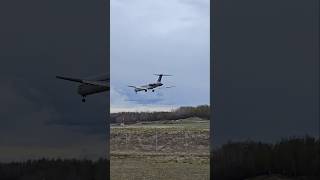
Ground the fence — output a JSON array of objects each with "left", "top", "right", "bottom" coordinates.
[{"left": 110, "top": 127, "right": 209, "bottom": 154}]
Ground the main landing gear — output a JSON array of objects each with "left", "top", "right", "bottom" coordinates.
[
  {"left": 152, "top": 90, "right": 155, "bottom": 92},
  {"left": 82, "top": 96, "right": 86, "bottom": 103}
]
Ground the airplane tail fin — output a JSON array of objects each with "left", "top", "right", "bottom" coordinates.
[
  {"left": 154, "top": 74, "right": 172, "bottom": 83},
  {"left": 157, "top": 74, "right": 163, "bottom": 82}
]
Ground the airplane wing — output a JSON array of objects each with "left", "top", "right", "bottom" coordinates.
[
  {"left": 156, "top": 85, "right": 176, "bottom": 90},
  {"left": 56, "top": 76, "right": 109, "bottom": 87},
  {"left": 82, "top": 80, "right": 109, "bottom": 87},
  {"left": 128, "top": 85, "right": 147, "bottom": 91},
  {"left": 128, "top": 85, "right": 143, "bottom": 90},
  {"left": 56, "top": 76, "right": 83, "bottom": 83}
]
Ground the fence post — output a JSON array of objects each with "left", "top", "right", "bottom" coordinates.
[
  {"left": 155, "top": 128, "right": 158, "bottom": 152},
  {"left": 125, "top": 132, "right": 128, "bottom": 150}
]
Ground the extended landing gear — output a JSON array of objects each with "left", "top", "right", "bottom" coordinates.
[
  {"left": 82, "top": 96, "right": 86, "bottom": 103},
  {"left": 152, "top": 90, "right": 155, "bottom": 92},
  {"left": 145, "top": 90, "right": 147, "bottom": 92}
]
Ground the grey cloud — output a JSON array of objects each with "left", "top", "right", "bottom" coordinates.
[{"left": 111, "top": 0, "right": 210, "bottom": 110}]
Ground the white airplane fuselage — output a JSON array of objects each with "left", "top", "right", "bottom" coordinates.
[
  {"left": 129, "top": 74, "right": 171, "bottom": 93},
  {"left": 141, "top": 82, "right": 163, "bottom": 90},
  {"left": 77, "top": 75, "right": 109, "bottom": 97},
  {"left": 77, "top": 82, "right": 109, "bottom": 97},
  {"left": 56, "top": 73, "right": 109, "bottom": 102}
]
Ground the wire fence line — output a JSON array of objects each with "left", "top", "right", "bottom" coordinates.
[{"left": 110, "top": 127, "right": 209, "bottom": 154}]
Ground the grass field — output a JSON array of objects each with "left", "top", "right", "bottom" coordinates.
[
  {"left": 110, "top": 118, "right": 210, "bottom": 180},
  {"left": 111, "top": 117, "right": 209, "bottom": 129}
]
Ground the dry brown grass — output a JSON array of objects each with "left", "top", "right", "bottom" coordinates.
[
  {"left": 110, "top": 118, "right": 210, "bottom": 180},
  {"left": 110, "top": 153, "right": 209, "bottom": 180}
]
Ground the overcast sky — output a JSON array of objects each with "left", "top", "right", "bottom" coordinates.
[{"left": 110, "top": 0, "right": 210, "bottom": 112}]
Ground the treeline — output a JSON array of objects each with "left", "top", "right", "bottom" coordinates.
[
  {"left": 111, "top": 105, "right": 210, "bottom": 124},
  {"left": 0, "top": 158, "right": 108, "bottom": 180},
  {"left": 212, "top": 136, "right": 320, "bottom": 180}
]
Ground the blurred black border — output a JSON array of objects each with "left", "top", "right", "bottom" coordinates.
[{"left": 211, "top": 0, "right": 319, "bottom": 179}]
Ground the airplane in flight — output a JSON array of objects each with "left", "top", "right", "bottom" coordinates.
[
  {"left": 56, "top": 74, "right": 109, "bottom": 102},
  {"left": 128, "top": 74, "right": 174, "bottom": 93}
]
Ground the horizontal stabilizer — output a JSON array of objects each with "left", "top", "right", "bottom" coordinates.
[{"left": 154, "top": 74, "right": 172, "bottom": 76}]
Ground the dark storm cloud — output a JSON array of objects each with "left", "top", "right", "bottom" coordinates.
[
  {"left": 0, "top": 0, "right": 108, "bottom": 161},
  {"left": 212, "top": 0, "right": 319, "bottom": 146}
]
